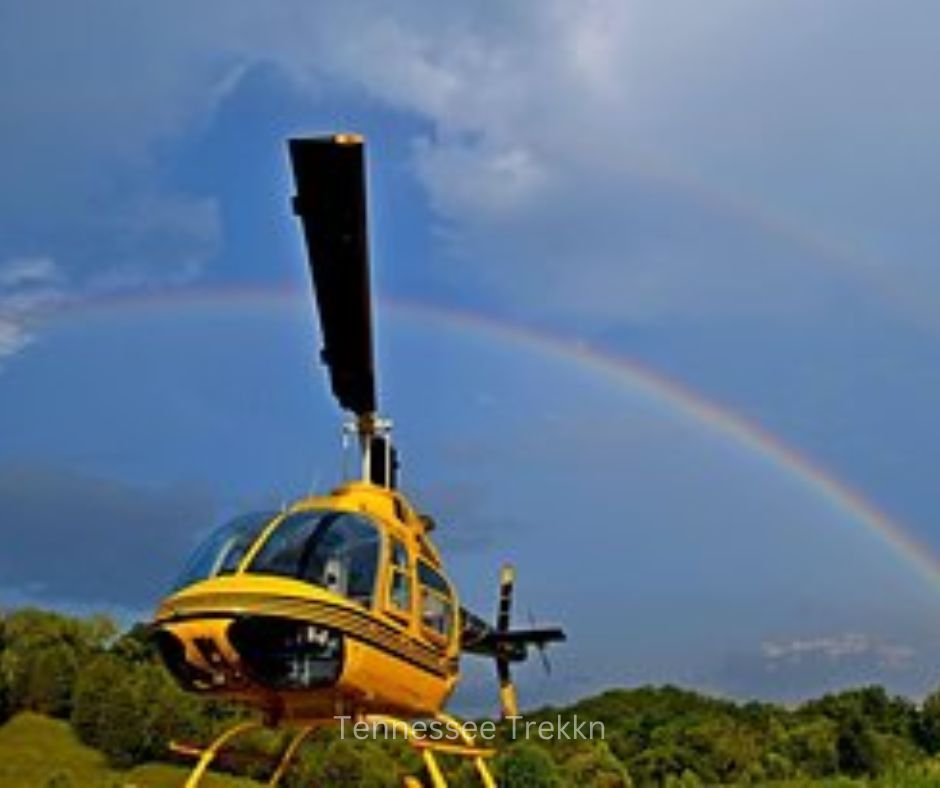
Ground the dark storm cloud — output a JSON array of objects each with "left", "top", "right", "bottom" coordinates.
[
  {"left": 0, "top": 463, "right": 214, "bottom": 609},
  {"left": 7, "top": 1, "right": 940, "bottom": 332}
]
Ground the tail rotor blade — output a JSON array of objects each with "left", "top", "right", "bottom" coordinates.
[
  {"left": 528, "top": 608, "right": 552, "bottom": 676},
  {"left": 495, "top": 565, "right": 519, "bottom": 717},
  {"left": 538, "top": 646, "right": 552, "bottom": 676},
  {"left": 496, "top": 657, "right": 518, "bottom": 718},
  {"left": 497, "top": 564, "right": 515, "bottom": 633}
]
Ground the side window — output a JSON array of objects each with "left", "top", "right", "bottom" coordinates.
[
  {"left": 418, "top": 561, "right": 453, "bottom": 638},
  {"left": 389, "top": 538, "right": 412, "bottom": 614}
]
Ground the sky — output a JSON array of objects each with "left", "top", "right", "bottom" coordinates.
[{"left": 2, "top": 1, "right": 940, "bottom": 713}]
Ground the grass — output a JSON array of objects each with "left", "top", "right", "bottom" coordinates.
[{"left": 0, "top": 713, "right": 260, "bottom": 787}]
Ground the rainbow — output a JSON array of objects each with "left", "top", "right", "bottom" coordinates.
[{"left": 32, "top": 283, "right": 940, "bottom": 590}]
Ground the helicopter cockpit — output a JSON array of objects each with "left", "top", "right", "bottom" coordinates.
[{"left": 172, "top": 510, "right": 382, "bottom": 609}]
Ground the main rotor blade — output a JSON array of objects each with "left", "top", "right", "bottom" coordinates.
[{"left": 289, "top": 134, "right": 377, "bottom": 417}]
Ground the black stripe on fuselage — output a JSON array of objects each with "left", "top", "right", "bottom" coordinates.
[{"left": 156, "top": 593, "right": 456, "bottom": 678}]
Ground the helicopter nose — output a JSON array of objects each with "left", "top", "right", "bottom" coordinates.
[
  {"left": 154, "top": 616, "right": 345, "bottom": 693},
  {"left": 228, "top": 617, "right": 344, "bottom": 689}
]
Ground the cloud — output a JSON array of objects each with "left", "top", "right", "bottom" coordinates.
[
  {"left": 0, "top": 320, "right": 31, "bottom": 361},
  {"left": 7, "top": 1, "right": 940, "bottom": 331},
  {"left": 0, "top": 257, "right": 65, "bottom": 365},
  {"left": 762, "top": 634, "right": 916, "bottom": 670},
  {"left": 230, "top": 1, "right": 940, "bottom": 325},
  {"left": 710, "top": 631, "right": 929, "bottom": 701},
  {"left": 0, "top": 463, "right": 215, "bottom": 609},
  {"left": 1, "top": 3, "right": 233, "bottom": 291},
  {"left": 0, "top": 258, "right": 59, "bottom": 289}
]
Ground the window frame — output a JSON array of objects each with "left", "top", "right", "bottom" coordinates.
[
  {"left": 416, "top": 558, "right": 454, "bottom": 642},
  {"left": 385, "top": 536, "right": 414, "bottom": 623}
]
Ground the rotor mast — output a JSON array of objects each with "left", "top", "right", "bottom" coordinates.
[
  {"left": 346, "top": 414, "right": 397, "bottom": 488},
  {"left": 289, "top": 133, "right": 398, "bottom": 489}
]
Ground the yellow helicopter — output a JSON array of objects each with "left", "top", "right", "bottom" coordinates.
[{"left": 152, "top": 134, "right": 565, "bottom": 787}]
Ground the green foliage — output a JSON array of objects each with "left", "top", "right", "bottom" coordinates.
[
  {"left": 0, "top": 608, "right": 116, "bottom": 718},
  {"left": 0, "top": 664, "right": 9, "bottom": 726},
  {"left": 26, "top": 644, "right": 78, "bottom": 717},
  {"left": 496, "top": 741, "right": 562, "bottom": 787},
  {"left": 835, "top": 714, "right": 883, "bottom": 777},
  {"left": 780, "top": 718, "right": 840, "bottom": 777},
  {"left": 915, "top": 689, "right": 940, "bottom": 753},
  {"left": 109, "top": 622, "right": 157, "bottom": 663},
  {"left": 562, "top": 740, "right": 633, "bottom": 786},
  {"left": 71, "top": 653, "right": 212, "bottom": 768},
  {"left": 70, "top": 654, "right": 124, "bottom": 746},
  {"left": 287, "top": 737, "right": 399, "bottom": 787},
  {"left": 804, "top": 687, "right": 917, "bottom": 740}
]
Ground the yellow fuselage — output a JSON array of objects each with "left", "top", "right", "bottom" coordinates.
[{"left": 152, "top": 483, "right": 461, "bottom": 723}]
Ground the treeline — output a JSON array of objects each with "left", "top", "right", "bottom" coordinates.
[
  {"left": 3, "top": 608, "right": 940, "bottom": 786},
  {"left": 507, "top": 685, "right": 940, "bottom": 786}
]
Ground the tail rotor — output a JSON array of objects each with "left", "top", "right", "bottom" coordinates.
[{"left": 496, "top": 565, "right": 519, "bottom": 718}]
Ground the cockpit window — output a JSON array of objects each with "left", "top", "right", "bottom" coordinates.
[
  {"left": 248, "top": 510, "right": 381, "bottom": 607},
  {"left": 172, "top": 511, "right": 276, "bottom": 591}
]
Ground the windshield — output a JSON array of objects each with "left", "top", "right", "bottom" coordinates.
[
  {"left": 248, "top": 510, "right": 381, "bottom": 607},
  {"left": 172, "top": 511, "right": 276, "bottom": 592}
]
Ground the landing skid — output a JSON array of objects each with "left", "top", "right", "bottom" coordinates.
[{"left": 173, "top": 712, "right": 496, "bottom": 787}]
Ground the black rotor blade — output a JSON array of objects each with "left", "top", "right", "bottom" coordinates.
[
  {"left": 538, "top": 645, "right": 552, "bottom": 676},
  {"left": 491, "top": 627, "right": 566, "bottom": 648},
  {"left": 497, "top": 564, "right": 515, "bottom": 633},
  {"left": 289, "top": 134, "right": 377, "bottom": 417},
  {"left": 496, "top": 655, "right": 511, "bottom": 684}
]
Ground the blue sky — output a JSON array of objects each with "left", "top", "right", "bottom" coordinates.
[{"left": 2, "top": 1, "right": 940, "bottom": 712}]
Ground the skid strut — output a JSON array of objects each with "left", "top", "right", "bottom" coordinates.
[
  {"left": 175, "top": 713, "right": 496, "bottom": 787},
  {"left": 175, "top": 720, "right": 322, "bottom": 788},
  {"left": 364, "top": 712, "right": 496, "bottom": 788}
]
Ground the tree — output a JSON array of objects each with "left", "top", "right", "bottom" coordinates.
[
  {"left": 836, "top": 714, "right": 883, "bottom": 777},
  {"left": 71, "top": 654, "right": 125, "bottom": 748},
  {"left": 916, "top": 689, "right": 940, "bottom": 753},
  {"left": 495, "top": 742, "right": 561, "bottom": 787},
  {"left": 25, "top": 644, "right": 78, "bottom": 716},
  {"left": 563, "top": 741, "right": 633, "bottom": 787},
  {"left": 96, "top": 679, "right": 148, "bottom": 768},
  {"left": 0, "top": 664, "right": 9, "bottom": 725},
  {"left": 0, "top": 608, "right": 114, "bottom": 716},
  {"left": 780, "top": 719, "right": 839, "bottom": 778},
  {"left": 132, "top": 662, "right": 208, "bottom": 761},
  {"left": 290, "top": 739, "right": 401, "bottom": 788}
]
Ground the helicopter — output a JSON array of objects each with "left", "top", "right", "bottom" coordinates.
[{"left": 151, "top": 134, "right": 565, "bottom": 787}]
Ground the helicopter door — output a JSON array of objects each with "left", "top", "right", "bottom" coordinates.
[{"left": 385, "top": 537, "right": 413, "bottom": 625}]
